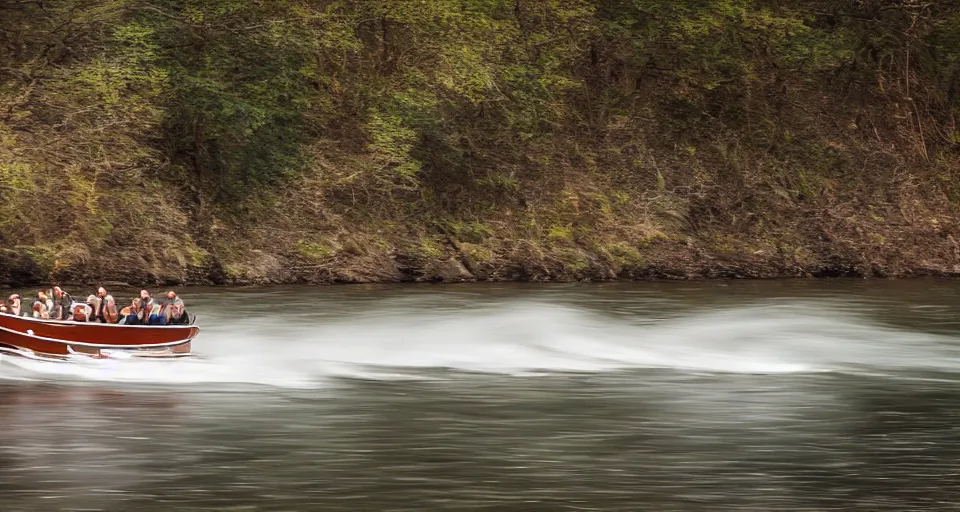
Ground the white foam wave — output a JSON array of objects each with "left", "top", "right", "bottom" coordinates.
[{"left": 0, "top": 301, "right": 954, "bottom": 388}]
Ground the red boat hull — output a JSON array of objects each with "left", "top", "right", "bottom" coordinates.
[{"left": 0, "top": 314, "right": 198, "bottom": 359}]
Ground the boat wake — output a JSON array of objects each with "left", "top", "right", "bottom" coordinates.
[{"left": 0, "top": 300, "right": 956, "bottom": 389}]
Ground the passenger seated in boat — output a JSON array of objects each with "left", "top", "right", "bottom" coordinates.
[
  {"left": 103, "top": 295, "right": 119, "bottom": 323},
  {"left": 50, "top": 286, "right": 74, "bottom": 320},
  {"left": 146, "top": 302, "right": 167, "bottom": 325},
  {"left": 72, "top": 298, "right": 94, "bottom": 322},
  {"left": 120, "top": 298, "right": 142, "bottom": 325},
  {"left": 139, "top": 289, "right": 154, "bottom": 309},
  {"left": 118, "top": 300, "right": 132, "bottom": 324},
  {"left": 165, "top": 291, "right": 188, "bottom": 325},
  {"left": 37, "top": 291, "right": 53, "bottom": 314},
  {"left": 31, "top": 299, "right": 49, "bottom": 319},
  {"left": 7, "top": 294, "right": 21, "bottom": 316},
  {"left": 138, "top": 290, "right": 167, "bottom": 325},
  {"left": 93, "top": 287, "right": 109, "bottom": 322},
  {"left": 85, "top": 295, "right": 102, "bottom": 322}
]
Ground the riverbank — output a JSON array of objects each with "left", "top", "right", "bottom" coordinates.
[{"left": 3, "top": 214, "right": 959, "bottom": 288}]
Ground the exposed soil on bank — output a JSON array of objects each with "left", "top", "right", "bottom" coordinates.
[{"left": 4, "top": 215, "right": 959, "bottom": 289}]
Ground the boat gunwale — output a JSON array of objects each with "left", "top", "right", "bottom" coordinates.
[{"left": 0, "top": 313, "right": 200, "bottom": 331}]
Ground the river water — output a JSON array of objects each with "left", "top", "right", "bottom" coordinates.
[{"left": 1, "top": 280, "right": 960, "bottom": 511}]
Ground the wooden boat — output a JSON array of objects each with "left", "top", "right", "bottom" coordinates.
[{"left": 0, "top": 313, "right": 199, "bottom": 361}]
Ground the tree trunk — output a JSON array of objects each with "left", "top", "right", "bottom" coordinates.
[{"left": 381, "top": 15, "right": 389, "bottom": 73}]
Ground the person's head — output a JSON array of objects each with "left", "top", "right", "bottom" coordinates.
[
  {"left": 86, "top": 294, "right": 98, "bottom": 305},
  {"left": 37, "top": 291, "right": 47, "bottom": 301},
  {"left": 140, "top": 289, "right": 150, "bottom": 300},
  {"left": 97, "top": 287, "right": 107, "bottom": 298},
  {"left": 53, "top": 286, "right": 63, "bottom": 298},
  {"left": 32, "top": 302, "right": 42, "bottom": 313},
  {"left": 8, "top": 294, "right": 20, "bottom": 305},
  {"left": 0, "top": 305, "right": 8, "bottom": 313},
  {"left": 131, "top": 298, "right": 141, "bottom": 310},
  {"left": 166, "top": 291, "right": 177, "bottom": 300}
]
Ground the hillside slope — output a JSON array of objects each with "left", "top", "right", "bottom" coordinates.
[{"left": 1, "top": 0, "right": 959, "bottom": 286}]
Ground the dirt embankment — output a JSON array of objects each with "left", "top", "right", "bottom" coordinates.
[{"left": 4, "top": 210, "right": 959, "bottom": 289}]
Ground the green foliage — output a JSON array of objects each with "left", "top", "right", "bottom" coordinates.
[
  {"left": 606, "top": 242, "right": 644, "bottom": 270},
  {"left": 461, "top": 242, "right": 495, "bottom": 265},
  {"left": 143, "top": 1, "right": 326, "bottom": 203},
  {"left": 555, "top": 247, "right": 590, "bottom": 274},
  {"left": 414, "top": 237, "right": 446, "bottom": 260},
  {"left": 1, "top": 0, "right": 959, "bottom": 280},
  {"left": 296, "top": 240, "right": 339, "bottom": 261},
  {"left": 444, "top": 220, "right": 493, "bottom": 244},
  {"left": 365, "top": 109, "right": 424, "bottom": 189},
  {"left": 548, "top": 224, "right": 576, "bottom": 244}
]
